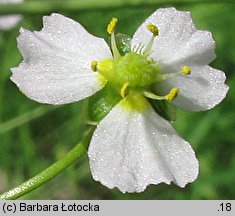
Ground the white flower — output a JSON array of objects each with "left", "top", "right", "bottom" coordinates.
[
  {"left": 11, "top": 8, "right": 228, "bottom": 193},
  {"left": 0, "top": 0, "right": 23, "bottom": 30}
]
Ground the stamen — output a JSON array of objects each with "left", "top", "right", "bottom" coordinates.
[
  {"left": 156, "top": 66, "right": 191, "bottom": 82},
  {"left": 143, "top": 88, "right": 179, "bottom": 102},
  {"left": 91, "top": 60, "right": 98, "bottom": 72},
  {"left": 181, "top": 66, "right": 191, "bottom": 75},
  {"left": 156, "top": 73, "right": 176, "bottom": 81},
  {"left": 107, "top": 17, "right": 118, "bottom": 35},
  {"left": 147, "top": 24, "right": 159, "bottom": 37},
  {"left": 107, "top": 17, "right": 120, "bottom": 60},
  {"left": 121, "top": 82, "right": 129, "bottom": 98},
  {"left": 143, "top": 91, "right": 166, "bottom": 100},
  {"left": 165, "top": 88, "right": 179, "bottom": 101},
  {"left": 144, "top": 23, "right": 159, "bottom": 55}
]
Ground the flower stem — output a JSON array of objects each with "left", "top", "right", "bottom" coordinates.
[
  {"left": 0, "top": 126, "right": 95, "bottom": 200},
  {"left": 0, "top": 0, "right": 232, "bottom": 15},
  {"left": 0, "top": 106, "right": 57, "bottom": 134}
]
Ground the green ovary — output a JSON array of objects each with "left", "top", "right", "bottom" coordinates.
[{"left": 97, "top": 52, "right": 160, "bottom": 88}]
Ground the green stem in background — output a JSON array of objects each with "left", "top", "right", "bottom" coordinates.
[
  {"left": 0, "top": 126, "right": 95, "bottom": 200},
  {"left": 0, "top": 0, "right": 233, "bottom": 15},
  {"left": 0, "top": 106, "right": 57, "bottom": 134}
]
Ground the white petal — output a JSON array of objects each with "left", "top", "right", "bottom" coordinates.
[
  {"left": 11, "top": 14, "right": 112, "bottom": 104},
  {"left": 131, "top": 7, "right": 215, "bottom": 66},
  {"left": 0, "top": 0, "right": 23, "bottom": 30},
  {"left": 0, "top": 0, "right": 22, "bottom": 3},
  {"left": 0, "top": 15, "right": 22, "bottom": 30},
  {"left": 36, "top": 13, "right": 112, "bottom": 64},
  {"left": 88, "top": 101, "right": 199, "bottom": 193},
  {"left": 157, "top": 66, "right": 229, "bottom": 111}
]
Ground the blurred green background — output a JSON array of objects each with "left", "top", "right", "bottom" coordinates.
[{"left": 0, "top": 0, "right": 234, "bottom": 199}]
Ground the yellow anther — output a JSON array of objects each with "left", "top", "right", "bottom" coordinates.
[
  {"left": 181, "top": 66, "right": 191, "bottom": 75},
  {"left": 121, "top": 82, "right": 129, "bottom": 98},
  {"left": 147, "top": 24, "right": 159, "bottom": 36},
  {"left": 107, "top": 17, "right": 118, "bottom": 34},
  {"left": 165, "top": 88, "right": 179, "bottom": 102},
  {"left": 91, "top": 60, "right": 98, "bottom": 72}
]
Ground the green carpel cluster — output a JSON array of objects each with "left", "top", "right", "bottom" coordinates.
[{"left": 97, "top": 52, "right": 159, "bottom": 88}]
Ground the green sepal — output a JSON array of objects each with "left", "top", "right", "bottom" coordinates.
[
  {"left": 148, "top": 99, "right": 177, "bottom": 122},
  {"left": 115, "top": 33, "right": 131, "bottom": 56},
  {"left": 88, "top": 83, "right": 122, "bottom": 122}
]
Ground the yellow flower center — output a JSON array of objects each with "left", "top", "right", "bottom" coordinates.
[
  {"left": 90, "top": 18, "right": 191, "bottom": 112},
  {"left": 97, "top": 52, "right": 160, "bottom": 88}
]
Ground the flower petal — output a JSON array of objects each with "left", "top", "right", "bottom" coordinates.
[
  {"left": 11, "top": 13, "right": 112, "bottom": 104},
  {"left": 0, "top": 0, "right": 23, "bottom": 30},
  {"left": 156, "top": 66, "right": 229, "bottom": 111},
  {"left": 0, "top": 15, "right": 22, "bottom": 30},
  {"left": 132, "top": 7, "right": 215, "bottom": 66},
  {"left": 88, "top": 100, "right": 199, "bottom": 193}
]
